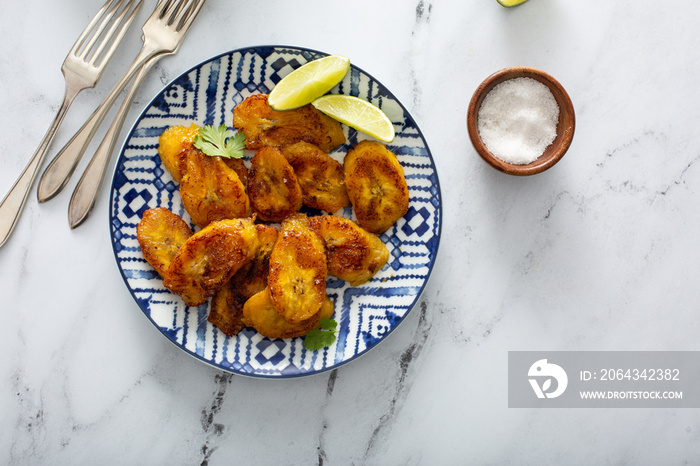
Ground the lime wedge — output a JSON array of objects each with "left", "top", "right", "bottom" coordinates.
[
  {"left": 497, "top": 0, "right": 529, "bottom": 7},
  {"left": 312, "top": 95, "right": 395, "bottom": 143},
  {"left": 268, "top": 55, "right": 350, "bottom": 111}
]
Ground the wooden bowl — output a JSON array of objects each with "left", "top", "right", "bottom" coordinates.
[{"left": 467, "top": 66, "right": 575, "bottom": 176}]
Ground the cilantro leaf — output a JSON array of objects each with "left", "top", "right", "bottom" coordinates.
[
  {"left": 319, "top": 317, "right": 337, "bottom": 332},
  {"left": 304, "top": 318, "right": 338, "bottom": 351},
  {"left": 304, "top": 329, "right": 337, "bottom": 351},
  {"left": 193, "top": 124, "right": 245, "bottom": 159}
]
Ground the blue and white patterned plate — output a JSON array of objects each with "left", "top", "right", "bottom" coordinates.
[{"left": 109, "top": 46, "right": 441, "bottom": 378}]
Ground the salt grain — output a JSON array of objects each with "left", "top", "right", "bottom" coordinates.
[{"left": 477, "top": 77, "right": 559, "bottom": 165}]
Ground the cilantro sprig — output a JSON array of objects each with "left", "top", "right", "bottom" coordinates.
[
  {"left": 304, "top": 317, "right": 338, "bottom": 351},
  {"left": 193, "top": 124, "right": 245, "bottom": 159}
]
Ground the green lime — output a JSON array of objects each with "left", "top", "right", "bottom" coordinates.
[
  {"left": 312, "top": 94, "right": 395, "bottom": 143},
  {"left": 497, "top": 0, "right": 529, "bottom": 7},
  {"left": 268, "top": 55, "right": 350, "bottom": 110}
]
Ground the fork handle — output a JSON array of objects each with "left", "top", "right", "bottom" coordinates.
[
  {"left": 0, "top": 86, "right": 79, "bottom": 248},
  {"left": 68, "top": 57, "right": 159, "bottom": 229},
  {"left": 37, "top": 46, "right": 161, "bottom": 203}
]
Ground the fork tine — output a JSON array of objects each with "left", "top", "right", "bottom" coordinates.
[
  {"left": 69, "top": 0, "right": 117, "bottom": 56},
  {"left": 162, "top": 0, "right": 190, "bottom": 26},
  {"left": 175, "top": 0, "right": 202, "bottom": 31},
  {"left": 80, "top": 0, "right": 123, "bottom": 60},
  {"left": 186, "top": 0, "right": 207, "bottom": 27},
  {"left": 171, "top": 0, "right": 206, "bottom": 31},
  {"left": 166, "top": 0, "right": 187, "bottom": 25},
  {"left": 157, "top": 0, "right": 176, "bottom": 20},
  {"left": 90, "top": 0, "right": 143, "bottom": 67}
]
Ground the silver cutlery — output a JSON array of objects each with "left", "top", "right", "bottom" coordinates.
[
  {"left": 68, "top": 0, "right": 205, "bottom": 229},
  {"left": 37, "top": 0, "right": 207, "bottom": 204},
  {"left": 0, "top": 0, "right": 142, "bottom": 248}
]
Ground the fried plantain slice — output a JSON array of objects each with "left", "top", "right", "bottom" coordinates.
[
  {"left": 344, "top": 140, "right": 409, "bottom": 234},
  {"left": 268, "top": 214, "right": 327, "bottom": 324},
  {"left": 208, "top": 281, "right": 248, "bottom": 337},
  {"left": 235, "top": 224, "right": 279, "bottom": 296},
  {"left": 158, "top": 124, "right": 200, "bottom": 182},
  {"left": 179, "top": 148, "right": 251, "bottom": 227},
  {"left": 208, "top": 224, "right": 278, "bottom": 336},
  {"left": 246, "top": 146, "right": 303, "bottom": 222},
  {"left": 242, "top": 287, "right": 334, "bottom": 339},
  {"left": 232, "top": 94, "right": 345, "bottom": 152},
  {"left": 222, "top": 156, "right": 248, "bottom": 186},
  {"left": 309, "top": 214, "right": 389, "bottom": 286},
  {"left": 136, "top": 207, "right": 193, "bottom": 278},
  {"left": 164, "top": 218, "right": 260, "bottom": 307},
  {"left": 281, "top": 141, "right": 351, "bottom": 213}
]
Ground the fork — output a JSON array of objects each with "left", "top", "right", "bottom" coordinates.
[
  {"left": 68, "top": 0, "right": 206, "bottom": 229},
  {"left": 0, "top": 0, "right": 143, "bottom": 249},
  {"left": 37, "top": 0, "right": 207, "bottom": 204}
]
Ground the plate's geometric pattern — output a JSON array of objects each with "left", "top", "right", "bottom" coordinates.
[{"left": 110, "top": 46, "right": 442, "bottom": 378}]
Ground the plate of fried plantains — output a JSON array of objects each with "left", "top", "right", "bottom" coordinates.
[{"left": 110, "top": 46, "right": 442, "bottom": 378}]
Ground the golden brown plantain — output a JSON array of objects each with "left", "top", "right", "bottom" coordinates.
[
  {"left": 136, "top": 207, "right": 193, "bottom": 278},
  {"left": 158, "top": 124, "right": 200, "bottom": 182},
  {"left": 234, "top": 224, "right": 279, "bottom": 296},
  {"left": 232, "top": 94, "right": 345, "bottom": 152},
  {"left": 246, "top": 146, "right": 303, "bottom": 222},
  {"left": 164, "top": 218, "right": 260, "bottom": 307},
  {"left": 281, "top": 141, "right": 351, "bottom": 213},
  {"left": 309, "top": 214, "right": 389, "bottom": 286},
  {"left": 222, "top": 157, "right": 248, "bottom": 186},
  {"left": 179, "top": 148, "right": 251, "bottom": 227},
  {"left": 344, "top": 140, "right": 409, "bottom": 234},
  {"left": 268, "top": 214, "right": 327, "bottom": 324},
  {"left": 208, "top": 224, "right": 278, "bottom": 336},
  {"left": 242, "top": 287, "right": 334, "bottom": 339},
  {"left": 208, "top": 283, "right": 247, "bottom": 337}
]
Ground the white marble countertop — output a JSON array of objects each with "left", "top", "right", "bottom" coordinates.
[{"left": 2, "top": 0, "right": 700, "bottom": 463}]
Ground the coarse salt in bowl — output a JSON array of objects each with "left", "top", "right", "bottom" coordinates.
[{"left": 467, "top": 66, "right": 575, "bottom": 176}]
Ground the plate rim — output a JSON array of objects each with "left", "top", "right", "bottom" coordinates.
[{"left": 108, "top": 44, "right": 443, "bottom": 378}]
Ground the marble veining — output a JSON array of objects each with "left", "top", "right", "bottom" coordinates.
[
  {"left": 198, "top": 373, "right": 232, "bottom": 465},
  {"left": 409, "top": 0, "right": 432, "bottom": 115},
  {"left": 362, "top": 301, "right": 431, "bottom": 462}
]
